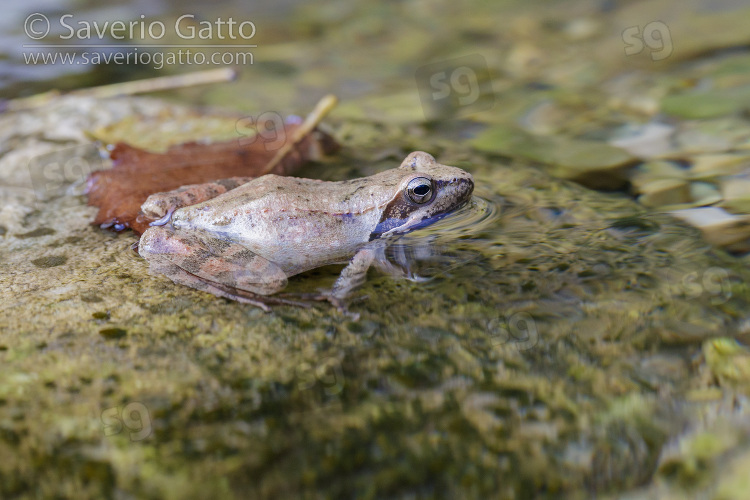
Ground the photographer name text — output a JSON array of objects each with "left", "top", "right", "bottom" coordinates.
[{"left": 25, "top": 14, "right": 256, "bottom": 43}]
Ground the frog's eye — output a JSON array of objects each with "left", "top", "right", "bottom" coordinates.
[{"left": 406, "top": 177, "right": 434, "bottom": 204}]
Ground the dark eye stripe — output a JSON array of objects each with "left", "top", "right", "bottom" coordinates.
[{"left": 368, "top": 192, "right": 421, "bottom": 241}]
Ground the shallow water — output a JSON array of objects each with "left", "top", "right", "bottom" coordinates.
[{"left": 2, "top": 0, "right": 750, "bottom": 498}]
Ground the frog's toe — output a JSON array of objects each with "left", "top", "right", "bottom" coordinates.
[
  {"left": 285, "top": 291, "right": 362, "bottom": 319},
  {"left": 323, "top": 294, "right": 359, "bottom": 319},
  {"left": 209, "top": 282, "right": 312, "bottom": 309}
]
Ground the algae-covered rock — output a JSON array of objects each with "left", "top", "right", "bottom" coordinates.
[
  {"left": 661, "top": 87, "right": 750, "bottom": 120},
  {"left": 470, "top": 124, "right": 636, "bottom": 189},
  {"left": 637, "top": 179, "right": 690, "bottom": 208}
]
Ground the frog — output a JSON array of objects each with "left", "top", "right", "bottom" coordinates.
[{"left": 137, "top": 151, "right": 474, "bottom": 312}]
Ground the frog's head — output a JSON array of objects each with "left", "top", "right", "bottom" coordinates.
[{"left": 369, "top": 151, "right": 474, "bottom": 240}]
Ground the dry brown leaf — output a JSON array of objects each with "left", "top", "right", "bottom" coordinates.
[{"left": 85, "top": 96, "right": 339, "bottom": 234}]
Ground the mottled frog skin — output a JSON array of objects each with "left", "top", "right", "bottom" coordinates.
[{"left": 138, "top": 151, "right": 474, "bottom": 311}]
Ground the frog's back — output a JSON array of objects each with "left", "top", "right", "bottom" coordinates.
[
  {"left": 236, "top": 174, "right": 400, "bottom": 273},
  {"left": 239, "top": 174, "right": 401, "bottom": 214}
]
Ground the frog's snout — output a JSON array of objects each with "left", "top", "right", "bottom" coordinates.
[{"left": 446, "top": 171, "right": 475, "bottom": 203}]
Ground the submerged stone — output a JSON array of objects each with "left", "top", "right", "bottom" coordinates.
[{"left": 470, "top": 124, "right": 636, "bottom": 189}]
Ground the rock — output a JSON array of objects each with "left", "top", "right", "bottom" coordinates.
[
  {"left": 470, "top": 125, "right": 636, "bottom": 189},
  {"left": 670, "top": 206, "right": 750, "bottom": 246},
  {"left": 610, "top": 122, "right": 674, "bottom": 158},
  {"left": 720, "top": 177, "right": 750, "bottom": 201},
  {"left": 689, "top": 154, "right": 750, "bottom": 180},
  {"left": 630, "top": 161, "right": 688, "bottom": 192},
  {"left": 674, "top": 119, "right": 750, "bottom": 155},
  {"left": 638, "top": 179, "right": 691, "bottom": 207},
  {"left": 662, "top": 88, "right": 750, "bottom": 120},
  {"left": 689, "top": 181, "right": 722, "bottom": 206}
]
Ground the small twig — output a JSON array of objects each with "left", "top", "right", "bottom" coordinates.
[
  {"left": 3, "top": 68, "right": 238, "bottom": 113},
  {"left": 261, "top": 94, "right": 338, "bottom": 175}
]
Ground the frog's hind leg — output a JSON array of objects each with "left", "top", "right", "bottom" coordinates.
[{"left": 138, "top": 226, "right": 305, "bottom": 310}]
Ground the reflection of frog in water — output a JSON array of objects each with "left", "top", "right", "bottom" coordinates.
[{"left": 138, "top": 151, "right": 474, "bottom": 311}]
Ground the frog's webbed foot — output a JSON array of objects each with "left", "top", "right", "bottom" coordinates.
[
  {"left": 283, "top": 246, "right": 382, "bottom": 320},
  {"left": 329, "top": 293, "right": 371, "bottom": 320},
  {"left": 281, "top": 291, "right": 364, "bottom": 319},
  {"left": 312, "top": 243, "right": 428, "bottom": 318},
  {"left": 371, "top": 256, "right": 430, "bottom": 282},
  {"left": 282, "top": 244, "right": 398, "bottom": 319},
  {"left": 326, "top": 295, "right": 361, "bottom": 320},
  {"left": 138, "top": 227, "right": 296, "bottom": 311}
]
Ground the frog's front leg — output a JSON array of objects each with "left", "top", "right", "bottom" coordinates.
[
  {"left": 322, "top": 242, "right": 423, "bottom": 315},
  {"left": 329, "top": 247, "right": 379, "bottom": 302},
  {"left": 138, "top": 226, "right": 300, "bottom": 311},
  {"left": 141, "top": 177, "right": 254, "bottom": 222}
]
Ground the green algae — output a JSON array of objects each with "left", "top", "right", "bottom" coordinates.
[
  {"left": 704, "top": 338, "right": 750, "bottom": 392},
  {"left": 30, "top": 255, "right": 67, "bottom": 268},
  {"left": 15, "top": 227, "right": 56, "bottom": 239},
  {"left": 98, "top": 328, "right": 127, "bottom": 339}
]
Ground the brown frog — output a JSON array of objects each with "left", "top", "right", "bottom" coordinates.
[{"left": 138, "top": 151, "right": 474, "bottom": 311}]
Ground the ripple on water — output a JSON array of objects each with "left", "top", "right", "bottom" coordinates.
[{"left": 383, "top": 193, "right": 501, "bottom": 280}]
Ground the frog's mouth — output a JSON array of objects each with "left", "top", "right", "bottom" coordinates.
[{"left": 403, "top": 197, "right": 473, "bottom": 232}]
